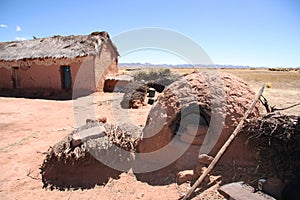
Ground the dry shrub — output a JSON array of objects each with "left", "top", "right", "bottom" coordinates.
[{"left": 133, "top": 68, "right": 180, "bottom": 86}]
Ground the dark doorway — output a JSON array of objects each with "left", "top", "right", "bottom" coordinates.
[
  {"left": 61, "top": 66, "right": 71, "bottom": 90},
  {"left": 12, "top": 67, "right": 20, "bottom": 89}
]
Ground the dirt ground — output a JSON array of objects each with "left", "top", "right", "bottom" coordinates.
[{"left": 0, "top": 69, "right": 299, "bottom": 199}]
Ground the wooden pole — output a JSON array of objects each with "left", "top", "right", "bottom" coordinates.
[{"left": 182, "top": 84, "right": 266, "bottom": 200}]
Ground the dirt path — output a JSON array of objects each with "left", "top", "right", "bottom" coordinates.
[
  {"left": 0, "top": 97, "right": 73, "bottom": 199},
  {"left": 0, "top": 94, "right": 192, "bottom": 200}
]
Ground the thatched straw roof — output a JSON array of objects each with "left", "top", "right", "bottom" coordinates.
[{"left": 0, "top": 31, "right": 118, "bottom": 61}]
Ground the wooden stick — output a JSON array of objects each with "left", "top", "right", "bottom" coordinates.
[{"left": 182, "top": 84, "right": 266, "bottom": 200}]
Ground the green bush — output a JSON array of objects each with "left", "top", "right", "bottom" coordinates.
[{"left": 133, "top": 68, "right": 179, "bottom": 86}]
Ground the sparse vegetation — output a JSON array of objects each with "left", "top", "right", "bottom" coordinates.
[
  {"left": 268, "top": 68, "right": 299, "bottom": 72},
  {"left": 133, "top": 68, "right": 171, "bottom": 81},
  {"left": 218, "top": 68, "right": 300, "bottom": 90},
  {"left": 133, "top": 68, "right": 180, "bottom": 86}
]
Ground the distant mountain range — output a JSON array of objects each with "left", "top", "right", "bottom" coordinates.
[{"left": 119, "top": 63, "right": 299, "bottom": 69}]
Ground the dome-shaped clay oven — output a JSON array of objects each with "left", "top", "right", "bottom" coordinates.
[{"left": 138, "top": 72, "right": 265, "bottom": 169}]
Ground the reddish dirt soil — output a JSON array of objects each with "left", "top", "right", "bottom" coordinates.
[{"left": 0, "top": 93, "right": 225, "bottom": 199}]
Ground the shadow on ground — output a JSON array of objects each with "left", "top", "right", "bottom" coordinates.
[
  {"left": 0, "top": 89, "right": 96, "bottom": 100},
  {"left": 41, "top": 152, "right": 122, "bottom": 190}
]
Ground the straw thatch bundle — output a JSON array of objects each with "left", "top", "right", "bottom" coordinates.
[
  {"left": 40, "top": 122, "right": 140, "bottom": 189},
  {"left": 0, "top": 31, "right": 117, "bottom": 61},
  {"left": 241, "top": 113, "right": 300, "bottom": 182},
  {"left": 43, "top": 122, "right": 139, "bottom": 163}
]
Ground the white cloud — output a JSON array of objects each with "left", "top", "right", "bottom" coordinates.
[
  {"left": 16, "top": 25, "right": 22, "bottom": 31},
  {"left": 15, "top": 37, "right": 27, "bottom": 41},
  {"left": 0, "top": 24, "right": 8, "bottom": 28}
]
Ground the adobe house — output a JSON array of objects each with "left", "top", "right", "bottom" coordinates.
[{"left": 0, "top": 31, "right": 119, "bottom": 96}]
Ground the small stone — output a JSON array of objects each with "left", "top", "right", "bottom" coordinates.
[
  {"left": 98, "top": 117, "right": 107, "bottom": 123},
  {"left": 177, "top": 170, "right": 197, "bottom": 184},
  {"left": 195, "top": 165, "right": 207, "bottom": 176},
  {"left": 71, "top": 134, "right": 82, "bottom": 147},
  {"left": 71, "top": 126, "right": 106, "bottom": 147},
  {"left": 198, "top": 154, "right": 214, "bottom": 165},
  {"left": 261, "top": 177, "right": 285, "bottom": 199}
]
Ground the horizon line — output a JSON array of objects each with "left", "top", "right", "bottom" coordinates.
[{"left": 118, "top": 62, "right": 300, "bottom": 68}]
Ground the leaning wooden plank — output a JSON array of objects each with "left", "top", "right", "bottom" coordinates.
[
  {"left": 219, "top": 182, "right": 276, "bottom": 200},
  {"left": 182, "top": 84, "right": 266, "bottom": 200},
  {"left": 72, "top": 125, "right": 106, "bottom": 147}
]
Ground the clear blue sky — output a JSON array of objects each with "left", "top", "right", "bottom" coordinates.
[{"left": 0, "top": 0, "right": 299, "bottom": 67}]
